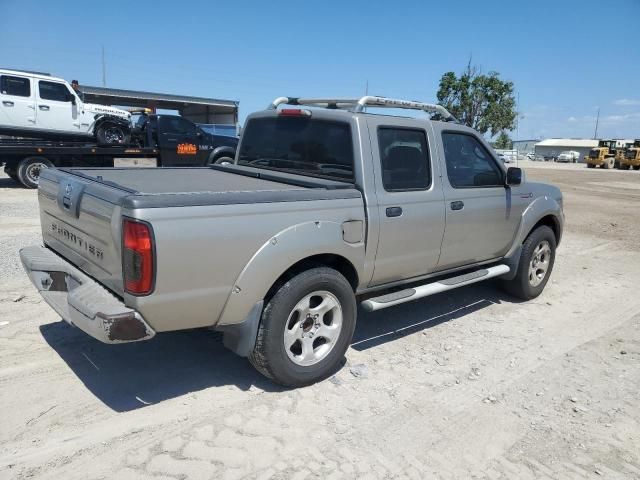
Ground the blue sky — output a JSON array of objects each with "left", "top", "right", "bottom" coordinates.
[{"left": 2, "top": 0, "right": 639, "bottom": 140}]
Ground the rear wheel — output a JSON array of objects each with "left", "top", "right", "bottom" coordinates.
[
  {"left": 587, "top": 163, "right": 595, "bottom": 168},
  {"left": 619, "top": 163, "right": 630, "bottom": 170},
  {"left": 249, "top": 267, "right": 356, "bottom": 387},
  {"left": 96, "top": 123, "right": 131, "bottom": 145},
  {"left": 634, "top": 165, "right": 640, "bottom": 171},
  {"left": 501, "top": 225, "right": 556, "bottom": 300},
  {"left": 17, "top": 157, "right": 53, "bottom": 188}
]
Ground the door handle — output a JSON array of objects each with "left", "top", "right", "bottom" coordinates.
[
  {"left": 450, "top": 201, "right": 464, "bottom": 211},
  {"left": 386, "top": 206, "right": 403, "bottom": 217},
  {"left": 39, "top": 105, "right": 50, "bottom": 111},
  {"left": 2, "top": 101, "right": 14, "bottom": 107}
]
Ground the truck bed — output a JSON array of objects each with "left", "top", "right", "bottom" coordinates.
[
  {"left": 36, "top": 166, "right": 363, "bottom": 302},
  {"left": 63, "top": 165, "right": 360, "bottom": 208}
]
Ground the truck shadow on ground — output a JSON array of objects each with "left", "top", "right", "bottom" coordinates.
[
  {"left": 39, "top": 281, "right": 519, "bottom": 412},
  {"left": 351, "top": 281, "right": 517, "bottom": 351},
  {"left": 0, "top": 177, "right": 23, "bottom": 189}
]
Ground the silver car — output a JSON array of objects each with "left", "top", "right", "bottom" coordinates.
[{"left": 20, "top": 96, "right": 564, "bottom": 386}]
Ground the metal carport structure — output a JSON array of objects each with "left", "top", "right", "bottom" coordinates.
[{"left": 78, "top": 85, "right": 239, "bottom": 125}]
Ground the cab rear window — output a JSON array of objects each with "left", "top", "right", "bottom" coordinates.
[{"left": 238, "top": 117, "right": 354, "bottom": 182}]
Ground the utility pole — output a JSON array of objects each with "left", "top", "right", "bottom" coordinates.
[
  {"left": 516, "top": 92, "right": 520, "bottom": 166},
  {"left": 101, "top": 46, "right": 106, "bottom": 87},
  {"left": 593, "top": 107, "right": 600, "bottom": 139}
]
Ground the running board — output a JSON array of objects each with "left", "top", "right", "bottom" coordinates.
[{"left": 361, "top": 264, "right": 510, "bottom": 312}]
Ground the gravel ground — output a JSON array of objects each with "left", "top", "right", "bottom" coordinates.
[{"left": 1, "top": 164, "right": 639, "bottom": 480}]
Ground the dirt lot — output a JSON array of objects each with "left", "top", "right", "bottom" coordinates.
[{"left": 1, "top": 164, "right": 639, "bottom": 480}]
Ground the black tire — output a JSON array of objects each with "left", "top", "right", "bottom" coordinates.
[
  {"left": 501, "top": 225, "right": 556, "bottom": 300},
  {"left": 96, "top": 123, "right": 131, "bottom": 145},
  {"left": 206, "top": 150, "right": 235, "bottom": 166},
  {"left": 634, "top": 165, "right": 640, "bottom": 171},
  {"left": 17, "top": 157, "right": 53, "bottom": 189},
  {"left": 249, "top": 267, "right": 357, "bottom": 387},
  {"left": 587, "top": 163, "right": 595, "bottom": 168},
  {"left": 213, "top": 156, "right": 235, "bottom": 165}
]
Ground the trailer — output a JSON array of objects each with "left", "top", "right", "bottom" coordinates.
[
  {"left": 1, "top": 113, "right": 238, "bottom": 188},
  {"left": 0, "top": 140, "right": 159, "bottom": 188}
]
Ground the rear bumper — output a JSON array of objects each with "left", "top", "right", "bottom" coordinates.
[{"left": 19, "top": 245, "right": 155, "bottom": 344}]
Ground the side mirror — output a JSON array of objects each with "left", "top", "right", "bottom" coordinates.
[
  {"left": 69, "top": 94, "right": 76, "bottom": 105},
  {"left": 506, "top": 167, "right": 522, "bottom": 186}
]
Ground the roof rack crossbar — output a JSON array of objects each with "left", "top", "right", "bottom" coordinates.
[{"left": 268, "top": 96, "right": 457, "bottom": 122}]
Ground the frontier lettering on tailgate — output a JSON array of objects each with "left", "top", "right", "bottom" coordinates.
[{"left": 50, "top": 222, "right": 104, "bottom": 261}]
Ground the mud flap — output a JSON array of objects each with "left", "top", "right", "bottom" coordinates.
[{"left": 217, "top": 301, "right": 264, "bottom": 357}]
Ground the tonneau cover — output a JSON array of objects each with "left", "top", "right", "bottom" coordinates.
[{"left": 58, "top": 166, "right": 361, "bottom": 209}]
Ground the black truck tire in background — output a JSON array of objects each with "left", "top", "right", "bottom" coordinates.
[
  {"left": 17, "top": 157, "right": 53, "bottom": 189},
  {"left": 214, "top": 156, "right": 235, "bottom": 165},
  {"left": 207, "top": 149, "right": 236, "bottom": 166},
  {"left": 96, "top": 123, "right": 131, "bottom": 146}
]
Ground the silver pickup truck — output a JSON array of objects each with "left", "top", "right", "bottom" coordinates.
[{"left": 20, "top": 96, "right": 564, "bottom": 386}]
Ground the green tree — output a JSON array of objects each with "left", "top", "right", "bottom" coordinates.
[
  {"left": 494, "top": 131, "right": 512, "bottom": 149},
  {"left": 436, "top": 62, "right": 517, "bottom": 137}
]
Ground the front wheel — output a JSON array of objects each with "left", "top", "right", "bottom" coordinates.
[
  {"left": 249, "top": 267, "right": 357, "bottom": 387},
  {"left": 96, "top": 123, "right": 131, "bottom": 145},
  {"left": 213, "top": 156, "right": 235, "bottom": 165},
  {"left": 17, "top": 157, "right": 53, "bottom": 188},
  {"left": 501, "top": 225, "right": 557, "bottom": 300}
]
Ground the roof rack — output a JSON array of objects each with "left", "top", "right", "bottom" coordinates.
[{"left": 268, "top": 96, "right": 457, "bottom": 122}]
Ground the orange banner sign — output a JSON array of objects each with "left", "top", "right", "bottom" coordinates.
[{"left": 177, "top": 143, "right": 197, "bottom": 155}]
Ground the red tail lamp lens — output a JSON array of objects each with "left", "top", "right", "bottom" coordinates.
[{"left": 123, "top": 218, "right": 154, "bottom": 295}]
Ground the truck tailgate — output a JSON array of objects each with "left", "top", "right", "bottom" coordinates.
[{"left": 38, "top": 168, "right": 129, "bottom": 297}]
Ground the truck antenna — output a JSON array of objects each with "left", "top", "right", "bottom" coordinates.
[{"left": 101, "top": 46, "right": 107, "bottom": 87}]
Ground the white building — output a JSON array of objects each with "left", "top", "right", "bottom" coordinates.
[
  {"left": 512, "top": 139, "right": 540, "bottom": 155},
  {"left": 534, "top": 138, "right": 598, "bottom": 162}
]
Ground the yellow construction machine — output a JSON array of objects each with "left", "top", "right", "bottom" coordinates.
[
  {"left": 618, "top": 139, "right": 640, "bottom": 170},
  {"left": 586, "top": 140, "right": 618, "bottom": 169}
]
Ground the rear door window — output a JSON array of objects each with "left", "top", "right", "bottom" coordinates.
[
  {"left": 377, "top": 127, "right": 431, "bottom": 191},
  {"left": 238, "top": 116, "right": 354, "bottom": 181},
  {"left": 1, "top": 75, "right": 31, "bottom": 97}
]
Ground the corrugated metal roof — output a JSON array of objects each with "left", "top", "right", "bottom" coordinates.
[
  {"left": 80, "top": 85, "right": 238, "bottom": 108},
  {"left": 536, "top": 138, "right": 598, "bottom": 147}
]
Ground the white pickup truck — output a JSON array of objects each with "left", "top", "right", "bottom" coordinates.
[
  {"left": 556, "top": 151, "right": 580, "bottom": 163},
  {"left": 20, "top": 96, "right": 564, "bottom": 387},
  {"left": 0, "top": 69, "right": 131, "bottom": 145}
]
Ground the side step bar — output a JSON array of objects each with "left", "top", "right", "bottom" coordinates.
[{"left": 361, "top": 264, "right": 510, "bottom": 312}]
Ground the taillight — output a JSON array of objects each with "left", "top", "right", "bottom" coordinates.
[{"left": 122, "top": 218, "right": 154, "bottom": 295}]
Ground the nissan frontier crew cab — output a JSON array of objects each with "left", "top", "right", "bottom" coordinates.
[{"left": 20, "top": 96, "right": 564, "bottom": 387}]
